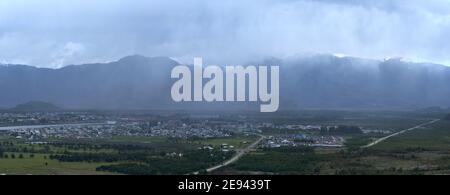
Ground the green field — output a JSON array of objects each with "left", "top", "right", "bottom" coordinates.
[
  {"left": 108, "top": 136, "right": 169, "bottom": 144},
  {"left": 361, "top": 120, "right": 450, "bottom": 174},
  {"left": 196, "top": 135, "right": 258, "bottom": 149},
  {"left": 0, "top": 153, "right": 115, "bottom": 175},
  {"left": 0, "top": 135, "right": 236, "bottom": 175},
  {"left": 372, "top": 120, "right": 450, "bottom": 151},
  {"left": 221, "top": 116, "right": 450, "bottom": 175}
]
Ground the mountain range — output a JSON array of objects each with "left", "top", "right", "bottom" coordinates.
[{"left": 1, "top": 54, "right": 449, "bottom": 111}]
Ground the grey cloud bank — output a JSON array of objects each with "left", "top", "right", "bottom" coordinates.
[{"left": 1, "top": 0, "right": 450, "bottom": 68}]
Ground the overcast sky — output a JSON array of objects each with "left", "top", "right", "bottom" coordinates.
[{"left": 1, "top": 0, "right": 450, "bottom": 68}]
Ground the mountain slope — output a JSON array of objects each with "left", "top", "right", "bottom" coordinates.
[
  {"left": 11, "top": 101, "right": 61, "bottom": 112},
  {"left": 0, "top": 55, "right": 179, "bottom": 109},
  {"left": 279, "top": 55, "right": 450, "bottom": 110},
  {"left": 0, "top": 55, "right": 449, "bottom": 110}
]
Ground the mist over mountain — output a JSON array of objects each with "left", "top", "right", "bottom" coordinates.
[
  {"left": 279, "top": 55, "right": 450, "bottom": 110},
  {"left": 0, "top": 55, "right": 449, "bottom": 111},
  {"left": 0, "top": 55, "right": 179, "bottom": 110}
]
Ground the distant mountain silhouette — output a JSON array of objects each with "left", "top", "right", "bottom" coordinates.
[
  {"left": 0, "top": 54, "right": 450, "bottom": 111},
  {"left": 11, "top": 101, "right": 61, "bottom": 112}
]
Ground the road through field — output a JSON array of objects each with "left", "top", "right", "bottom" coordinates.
[
  {"left": 362, "top": 119, "right": 441, "bottom": 148},
  {"left": 191, "top": 134, "right": 265, "bottom": 174}
]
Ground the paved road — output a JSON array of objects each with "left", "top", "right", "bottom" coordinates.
[
  {"left": 191, "top": 134, "right": 265, "bottom": 175},
  {"left": 362, "top": 119, "right": 440, "bottom": 148}
]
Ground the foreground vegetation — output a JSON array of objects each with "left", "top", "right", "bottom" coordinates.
[
  {"left": 221, "top": 119, "right": 450, "bottom": 175},
  {"left": 0, "top": 135, "right": 236, "bottom": 175}
]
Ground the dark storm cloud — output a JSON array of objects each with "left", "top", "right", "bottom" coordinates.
[{"left": 1, "top": 0, "right": 450, "bottom": 67}]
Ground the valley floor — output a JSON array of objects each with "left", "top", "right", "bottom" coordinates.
[{"left": 1, "top": 110, "right": 449, "bottom": 175}]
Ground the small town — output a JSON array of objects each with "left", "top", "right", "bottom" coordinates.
[{"left": 0, "top": 112, "right": 347, "bottom": 148}]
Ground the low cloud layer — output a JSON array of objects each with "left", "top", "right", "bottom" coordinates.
[{"left": 1, "top": 0, "right": 450, "bottom": 67}]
